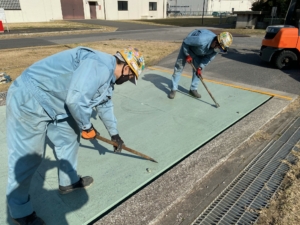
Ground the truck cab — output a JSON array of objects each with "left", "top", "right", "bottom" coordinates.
[{"left": 260, "top": 0, "right": 300, "bottom": 69}]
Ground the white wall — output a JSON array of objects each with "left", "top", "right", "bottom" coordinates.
[
  {"left": 2, "top": 0, "right": 167, "bottom": 23},
  {"left": 167, "top": 0, "right": 254, "bottom": 13},
  {"left": 103, "top": 0, "right": 167, "bottom": 20},
  {"left": 207, "top": 0, "right": 254, "bottom": 13},
  {"left": 4, "top": 0, "right": 62, "bottom": 23},
  {"left": 168, "top": 0, "right": 205, "bottom": 12}
]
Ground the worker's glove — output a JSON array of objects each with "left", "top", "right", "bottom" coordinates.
[
  {"left": 111, "top": 134, "right": 124, "bottom": 153},
  {"left": 81, "top": 124, "right": 99, "bottom": 140},
  {"left": 186, "top": 55, "right": 193, "bottom": 64},
  {"left": 196, "top": 67, "right": 202, "bottom": 78}
]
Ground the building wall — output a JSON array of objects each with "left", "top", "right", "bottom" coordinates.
[
  {"left": 167, "top": 0, "right": 254, "bottom": 13},
  {"left": 167, "top": 0, "right": 205, "bottom": 12},
  {"left": 207, "top": 0, "right": 254, "bottom": 13},
  {"left": 4, "top": 0, "right": 62, "bottom": 23},
  {"left": 103, "top": 0, "right": 167, "bottom": 20},
  {"left": 2, "top": 0, "right": 167, "bottom": 23},
  {"left": 235, "top": 14, "right": 257, "bottom": 28}
]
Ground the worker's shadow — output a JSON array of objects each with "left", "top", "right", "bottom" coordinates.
[
  {"left": 6, "top": 148, "right": 89, "bottom": 224},
  {"left": 142, "top": 73, "right": 218, "bottom": 107},
  {"left": 142, "top": 73, "right": 190, "bottom": 96},
  {"left": 223, "top": 48, "right": 300, "bottom": 74},
  {"left": 222, "top": 48, "right": 271, "bottom": 67}
]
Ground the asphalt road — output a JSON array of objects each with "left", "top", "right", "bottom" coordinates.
[{"left": 1, "top": 23, "right": 299, "bottom": 95}]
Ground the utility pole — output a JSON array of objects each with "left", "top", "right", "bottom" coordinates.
[
  {"left": 202, "top": 0, "right": 206, "bottom": 25},
  {"left": 103, "top": 0, "right": 107, "bottom": 20}
]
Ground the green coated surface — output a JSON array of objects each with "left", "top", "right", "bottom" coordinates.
[{"left": 0, "top": 70, "right": 270, "bottom": 224}]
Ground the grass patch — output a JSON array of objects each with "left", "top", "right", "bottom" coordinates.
[
  {"left": 132, "top": 17, "right": 232, "bottom": 27},
  {"left": 0, "top": 40, "right": 180, "bottom": 92},
  {"left": 0, "top": 20, "right": 117, "bottom": 40},
  {"left": 226, "top": 28, "right": 266, "bottom": 36},
  {"left": 257, "top": 149, "right": 300, "bottom": 225},
  {"left": 5, "top": 20, "right": 106, "bottom": 30},
  {"left": 128, "top": 18, "right": 266, "bottom": 36}
]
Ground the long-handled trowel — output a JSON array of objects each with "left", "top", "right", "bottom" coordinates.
[
  {"left": 190, "top": 63, "right": 220, "bottom": 108},
  {"left": 95, "top": 135, "right": 158, "bottom": 163}
]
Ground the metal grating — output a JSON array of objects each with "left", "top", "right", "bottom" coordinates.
[
  {"left": 192, "top": 118, "right": 300, "bottom": 225},
  {"left": 0, "top": 0, "right": 21, "bottom": 10},
  {"left": 0, "top": 91, "right": 7, "bottom": 106}
]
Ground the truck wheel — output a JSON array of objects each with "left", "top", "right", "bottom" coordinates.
[{"left": 275, "top": 50, "right": 297, "bottom": 69}]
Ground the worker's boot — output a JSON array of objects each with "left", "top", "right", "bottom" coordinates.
[
  {"left": 168, "top": 90, "right": 176, "bottom": 99},
  {"left": 189, "top": 89, "right": 201, "bottom": 98},
  {"left": 12, "top": 211, "right": 45, "bottom": 225},
  {"left": 59, "top": 176, "right": 94, "bottom": 194}
]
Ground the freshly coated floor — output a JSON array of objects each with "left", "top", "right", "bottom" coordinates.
[{"left": 0, "top": 69, "right": 270, "bottom": 225}]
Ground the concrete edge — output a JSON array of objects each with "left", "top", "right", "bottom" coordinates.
[
  {"left": 92, "top": 95, "right": 293, "bottom": 225},
  {"left": 154, "top": 96, "right": 300, "bottom": 225}
]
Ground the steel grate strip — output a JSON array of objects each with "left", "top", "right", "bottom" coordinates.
[
  {"left": 0, "top": 91, "right": 7, "bottom": 106},
  {"left": 192, "top": 117, "right": 300, "bottom": 225}
]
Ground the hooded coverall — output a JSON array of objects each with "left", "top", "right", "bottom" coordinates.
[
  {"left": 171, "top": 29, "right": 218, "bottom": 91},
  {"left": 6, "top": 46, "right": 118, "bottom": 218}
]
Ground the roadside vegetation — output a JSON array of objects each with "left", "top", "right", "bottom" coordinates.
[
  {"left": 257, "top": 146, "right": 300, "bottom": 224},
  {"left": 255, "top": 96, "right": 300, "bottom": 224},
  {"left": 130, "top": 18, "right": 266, "bottom": 36},
  {"left": 6, "top": 21, "right": 106, "bottom": 30},
  {"left": 0, "top": 20, "right": 117, "bottom": 39},
  {"left": 133, "top": 17, "right": 231, "bottom": 27},
  {"left": 0, "top": 40, "right": 180, "bottom": 92}
]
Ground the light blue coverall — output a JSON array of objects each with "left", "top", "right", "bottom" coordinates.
[
  {"left": 171, "top": 29, "right": 218, "bottom": 91},
  {"left": 6, "top": 46, "right": 118, "bottom": 218}
]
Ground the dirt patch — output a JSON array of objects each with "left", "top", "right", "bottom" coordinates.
[
  {"left": 0, "top": 40, "right": 181, "bottom": 92},
  {"left": 253, "top": 97, "right": 300, "bottom": 224},
  {"left": 4, "top": 20, "right": 107, "bottom": 30},
  {"left": 225, "top": 28, "right": 266, "bottom": 36},
  {"left": 133, "top": 18, "right": 231, "bottom": 27},
  {"left": 0, "top": 20, "right": 117, "bottom": 39},
  {"left": 128, "top": 19, "right": 265, "bottom": 37}
]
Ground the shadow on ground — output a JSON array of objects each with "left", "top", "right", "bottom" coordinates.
[
  {"left": 6, "top": 141, "right": 89, "bottom": 225},
  {"left": 142, "top": 73, "right": 216, "bottom": 107},
  {"left": 223, "top": 48, "right": 300, "bottom": 80}
]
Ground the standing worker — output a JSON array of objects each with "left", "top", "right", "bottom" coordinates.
[
  {"left": 168, "top": 29, "right": 233, "bottom": 99},
  {"left": 6, "top": 46, "right": 145, "bottom": 225}
]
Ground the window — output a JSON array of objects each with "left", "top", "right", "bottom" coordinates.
[
  {"left": 118, "top": 1, "right": 128, "bottom": 11},
  {"left": 149, "top": 2, "right": 157, "bottom": 11},
  {"left": 0, "top": 0, "right": 21, "bottom": 10}
]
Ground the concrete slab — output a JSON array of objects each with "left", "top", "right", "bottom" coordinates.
[
  {"left": 0, "top": 69, "right": 270, "bottom": 225},
  {"left": 94, "top": 97, "right": 292, "bottom": 225}
]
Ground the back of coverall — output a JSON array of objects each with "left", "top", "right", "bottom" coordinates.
[{"left": 6, "top": 46, "right": 118, "bottom": 218}]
